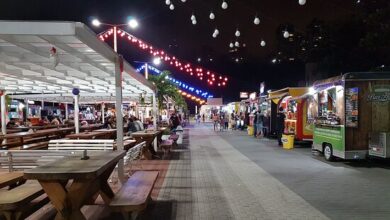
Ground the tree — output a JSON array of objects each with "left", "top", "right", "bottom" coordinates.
[{"left": 148, "top": 71, "right": 187, "bottom": 111}]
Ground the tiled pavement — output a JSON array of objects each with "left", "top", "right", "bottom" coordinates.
[{"left": 143, "top": 125, "right": 328, "bottom": 220}]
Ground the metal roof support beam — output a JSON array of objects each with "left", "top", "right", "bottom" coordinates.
[
  {"left": 1, "top": 92, "right": 7, "bottom": 135},
  {"left": 115, "top": 55, "right": 124, "bottom": 184}
]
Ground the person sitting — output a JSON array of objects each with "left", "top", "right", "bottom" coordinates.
[
  {"left": 103, "top": 117, "right": 113, "bottom": 129},
  {"left": 51, "top": 117, "right": 60, "bottom": 126},
  {"left": 170, "top": 112, "right": 181, "bottom": 131},
  {"left": 6, "top": 119, "right": 18, "bottom": 128},
  {"left": 127, "top": 117, "right": 138, "bottom": 134},
  {"left": 80, "top": 120, "right": 89, "bottom": 127},
  {"left": 134, "top": 117, "right": 144, "bottom": 131}
]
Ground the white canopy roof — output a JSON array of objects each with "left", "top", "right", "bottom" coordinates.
[{"left": 0, "top": 21, "right": 155, "bottom": 102}]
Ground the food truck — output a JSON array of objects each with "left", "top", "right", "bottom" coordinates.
[
  {"left": 267, "top": 87, "right": 314, "bottom": 142},
  {"left": 311, "top": 72, "right": 390, "bottom": 161}
]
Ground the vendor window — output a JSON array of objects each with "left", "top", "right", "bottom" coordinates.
[{"left": 317, "top": 88, "right": 342, "bottom": 125}]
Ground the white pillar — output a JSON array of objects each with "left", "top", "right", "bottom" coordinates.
[
  {"left": 145, "top": 63, "right": 149, "bottom": 79},
  {"left": 113, "top": 26, "right": 118, "bottom": 52},
  {"left": 25, "top": 99, "right": 29, "bottom": 123},
  {"left": 74, "top": 95, "right": 79, "bottom": 134},
  {"left": 1, "top": 92, "right": 6, "bottom": 135},
  {"left": 153, "top": 93, "right": 158, "bottom": 151},
  {"left": 115, "top": 55, "right": 125, "bottom": 183},
  {"left": 65, "top": 103, "right": 69, "bottom": 120},
  {"left": 195, "top": 105, "right": 198, "bottom": 114},
  {"left": 101, "top": 103, "right": 105, "bottom": 124}
]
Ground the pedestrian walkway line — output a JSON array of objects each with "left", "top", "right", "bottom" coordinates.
[{"left": 200, "top": 128, "right": 329, "bottom": 220}]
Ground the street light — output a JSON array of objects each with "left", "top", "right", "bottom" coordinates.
[
  {"left": 91, "top": 17, "right": 139, "bottom": 52},
  {"left": 134, "top": 57, "right": 161, "bottom": 79},
  {"left": 153, "top": 57, "right": 161, "bottom": 66}
]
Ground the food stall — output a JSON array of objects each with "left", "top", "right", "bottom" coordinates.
[
  {"left": 267, "top": 87, "right": 313, "bottom": 142},
  {"left": 311, "top": 72, "right": 390, "bottom": 161}
]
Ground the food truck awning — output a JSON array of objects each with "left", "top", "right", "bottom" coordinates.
[
  {"left": 0, "top": 21, "right": 155, "bottom": 100},
  {"left": 267, "top": 87, "right": 309, "bottom": 104}
]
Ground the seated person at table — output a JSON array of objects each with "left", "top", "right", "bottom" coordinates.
[
  {"left": 127, "top": 117, "right": 138, "bottom": 133},
  {"left": 6, "top": 118, "right": 18, "bottom": 128},
  {"left": 51, "top": 117, "right": 61, "bottom": 125},
  {"left": 134, "top": 117, "right": 144, "bottom": 131},
  {"left": 170, "top": 112, "right": 181, "bottom": 130},
  {"left": 103, "top": 116, "right": 115, "bottom": 129},
  {"left": 80, "top": 120, "right": 89, "bottom": 127}
]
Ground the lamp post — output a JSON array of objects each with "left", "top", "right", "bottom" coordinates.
[{"left": 92, "top": 18, "right": 139, "bottom": 52}]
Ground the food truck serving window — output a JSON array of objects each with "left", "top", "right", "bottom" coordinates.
[{"left": 315, "top": 86, "right": 344, "bottom": 125}]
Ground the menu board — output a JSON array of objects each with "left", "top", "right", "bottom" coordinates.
[{"left": 345, "top": 87, "right": 359, "bottom": 127}]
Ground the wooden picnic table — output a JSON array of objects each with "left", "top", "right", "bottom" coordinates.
[
  {"left": 131, "top": 130, "right": 161, "bottom": 159},
  {"left": 65, "top": 129, "right": 116, "bottom": 140},
  {"left": 24, "top": 151, "right": 126, "bottom": 220},
  {"left": 0, "top": 127, "right": 74, "bottom": 147},
  {"left": 80, "top": 124, "right": 103, "bottom": 132}
]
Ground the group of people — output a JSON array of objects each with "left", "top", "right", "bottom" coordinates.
[{"left": 212, "top": 112, "right": 229, "bottom": 131}]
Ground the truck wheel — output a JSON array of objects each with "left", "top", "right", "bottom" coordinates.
[{"left": 324, "top": 144, "right": 334, "bottom": 161}]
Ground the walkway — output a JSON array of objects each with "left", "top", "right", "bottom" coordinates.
[{"left": 143, "top": 124, "right": 328, "bottom": 220}]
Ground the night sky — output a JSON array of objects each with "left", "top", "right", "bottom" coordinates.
[{"left": 0, "top": 0, "right": 357, "bottom": 102}]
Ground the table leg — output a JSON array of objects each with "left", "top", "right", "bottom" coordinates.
[
  {"left": 98, "top": 163, "right": 116, "bottom": 204},
  {"left": 39, "top": 179, "right": 100, "bottom": 220}
]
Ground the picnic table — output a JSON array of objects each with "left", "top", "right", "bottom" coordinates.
[
  {"left": 24, "top": 151, "right": 126, "bottom": 220},
  {"left": 0, "top": 127, "right": 74, "bottom": 148},
  {"left": 80, "top": 124, "right": 103, "bottom": 132},
  {"left": 131, "top": 130, "right": 161, "bottom": 159},
  {"left": 65, "top": 129, "right": 116, "bottom": 139}
]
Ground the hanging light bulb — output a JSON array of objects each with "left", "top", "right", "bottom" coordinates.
[
  {"left": 260, "top": 40, "right": 266, "bottom": 47},
  {"left": 192, "top": 19, "right": 197, "bottom": 25},
  {"left": 209, "top": 12, "right": 215, "bottom": 20},
  {"left": 165, "top": 0, "right": 171, "bottom": 5},
  {"left": 169, "top": 4, "right": 175, "bottom": 10},
  {"left": 299, "top": 0, "right": 306, "bottom": 5},
  {"left": 191, "top": 14, "right": 196, "bottom": 21},
  {"left": 229, "top": 42, "right": 234, "bottom": 48},
  {"left": 214, "top": 28, "right": 219, "bottom": 35},
  {"left": 235, "top": 41, "right": 239, "bottom": 47},
  {"left": 212, "top": 33, "right": 217, "bottom": 38},
  {"left": 181, "top": 0, "right": 187, "bottom": 2},
  {"left": 254, "top": 16, "right": 260, "bottom": 25},
  {"left": 283, "top": 30, "right": 290, "bottom": 38},
  {"left": 235, "top": 30, "right": 241, "bottom": 37},
  {"left": 221, "top": 1, "right": 228, "bottom": 9}
]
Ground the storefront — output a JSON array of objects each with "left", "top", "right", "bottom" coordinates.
[
  {"left": 311, "top": 72, "right": 390, "bottom": 160},
  {"left": 267, "top": 87, "right": 313, "bottom": 141}
]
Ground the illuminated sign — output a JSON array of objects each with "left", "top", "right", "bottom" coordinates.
[
  {"left": 240, "top": 92, "right": 249, "bottom": 99},
  {"left": 249, "top": 92, "right": 257, "bottom": 100}
]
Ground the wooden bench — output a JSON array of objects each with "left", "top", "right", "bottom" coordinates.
[
  {"left": 123, "top": 142, "right": 145, "bottom": 167},
  {"left": 0, "top": 172, "right": 25, "bottom": 189},
  {"left": 0, "top": 181, "right": 49, "bottom": 220},
  {"left": 168, "top": 134, "right": 179, "bottom": 147},
  {"left": 110, "top": 171, "right": 159, "bottom": 220},
  {"left": 48, "top": 139, "right": 115, "bottom": 151},
  {"left": 0, "top": 150, "right": 80, "bottom": 172}
]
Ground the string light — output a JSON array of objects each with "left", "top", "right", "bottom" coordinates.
[
  {"left": 209, "top": 12, "right": 215, "bottom": 20},
  {"left": 235, "top": 29, "right": 241, "bottom": 37},
  {"left": 98, "top": 28, "right": 228, "bottom": 87},
  {"left": 221, "top": 1, "right": 228, "bottom": 9},
  {"left": 260, "top": 40, "right": 266, "bottom": 47},
  {"left": 169, "top": 4, "right": 175, "bottom": 10},
  {"left": 165, "top": 0, "right": 171, "bottom": 5},
  {"left": 299, "top": 0, "right": 306, "bottom": 5},
  {"left": 254, "top": 16, "right": 260, "bottom": 25}
]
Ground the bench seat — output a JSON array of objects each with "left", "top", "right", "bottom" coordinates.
[
  {"left": 0, "top": 181, "right": 49, "bottom": 220},
  {"left": 0, "top": 172, "right": 25, "bottom": 189},
  {"left": 110, "top": 171, "right": 159, "bottom": 220}
]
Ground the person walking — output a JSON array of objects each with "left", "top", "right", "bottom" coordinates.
[
  {"left": 255, "top": 109, "right": 264, "bottom": 138},
  {"left": 276, "top": 107, "right": 286, "bottom": 146},
  {"left": 213, "top": 114, "right": 219, "bottom": 131}
]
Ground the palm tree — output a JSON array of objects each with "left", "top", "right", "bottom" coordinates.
[{"left": 148, "top": 70, "right": 187, "bottom": 111}]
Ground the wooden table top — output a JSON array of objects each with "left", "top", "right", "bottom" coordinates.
[
  {"left": 65, "top": 130, "right": 114, "bottom": 139},
  {"left": 1, "top": 127, "right": 74, "bottom": 139},
  {"left": 94, "top": 128, "right": 117, "bottom": 132},
  {"left": 131, "top": 130, "right": 161, "bottom": 137},
  {"left": 24, "top": 151, "right": 126, "bottom": 180},
  {"left": 80, "top": 124, "right": 103, "bottom": 131}
]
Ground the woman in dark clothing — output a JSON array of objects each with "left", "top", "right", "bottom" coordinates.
[{"left": 276, "top": 107, "right": 286, "bottom": 146}]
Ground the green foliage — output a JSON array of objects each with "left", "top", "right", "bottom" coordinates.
[{"left": 148, "top": 71, "right": 187, "bottom": 110}]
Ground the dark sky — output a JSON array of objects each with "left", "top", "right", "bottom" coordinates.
[{"left": 0, "top": 0, "right": 357, "bottom": 102}]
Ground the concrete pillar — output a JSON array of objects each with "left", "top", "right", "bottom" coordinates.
[
  {"left": 74, "top": 95, "right": 79, "bottom": 134},
  {"left": 115, "top": 55, "right": 125, "bottom": 183},
  {"left": 65, "top": 103, "right": 69, "bottom": 120},
  {"left": 101, "top": 103, "right": 105, "bottom": 124},
  {"left": 153, "top": 93, "right": 158, "bottom": 151},
  {"left": 1, "top": 92, "right": 6, "bottom": 135},
  {"left": 24, "top": 99, "right": 29, "bottom": 123}
]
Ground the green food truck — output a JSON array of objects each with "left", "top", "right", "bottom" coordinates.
[{"left": 311, "top": 72, "right": 390, "bottom": 161}]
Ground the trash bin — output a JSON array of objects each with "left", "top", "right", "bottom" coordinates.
[
  {"left": 247, "top": 126, "right": 254, "bottom": 136},
  {"left": 282, "top": 134, "right": 294, "bottom": 149}
]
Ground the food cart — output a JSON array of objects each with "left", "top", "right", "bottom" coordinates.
[
  {"left": 311, "top": 72, "right": 390, "bottom": 161},
  {"left": 267, "top": 87, "right": 313, "bottom": 142}
]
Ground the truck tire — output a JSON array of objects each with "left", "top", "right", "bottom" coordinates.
[{"left": 324, "top": 144, "right": 334, "bottom": 161}]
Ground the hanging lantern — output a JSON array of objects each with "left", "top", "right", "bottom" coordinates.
[
  {"left": 169, "top": 4, "right": 175, "bottom": 10},
  {"left": 299, "top": 0, "right": 306, "bottom": 5},
  {"left": 235, "top": 30, "right": 240, "bottom": 37},
  {"left": 234, "top": 41, "right": 239, "bottom": 47},
  {"left": 260, "top": 40, "right": 266, "bottom": 47},
  {"left": 192, "top": 19, "right": 197, "bottom": 25},
  {"left": 165, "top": 0, "right": 171, "bottom": 5},
  {"left": 209, "top": 12, "right": 215, "bottom": 20},
  {"left": 191, "top": 14, "right": 196, "bottom": 21},
  {"left": 283, "top": 31, "right": 290, "bottom": 38},
  {"left": 221, "top": 1, "right": 228, "bottom": 9},
  {"left": 254, "top": 16, "right": 260, "bottom": 25}
]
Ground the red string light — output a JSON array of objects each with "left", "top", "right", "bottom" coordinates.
[
  {"left": 98, "top": 28, "right": 228, "bottom": 87},
  {"left": 177, "top": 90, "right": 207, "bottom": 104}
]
